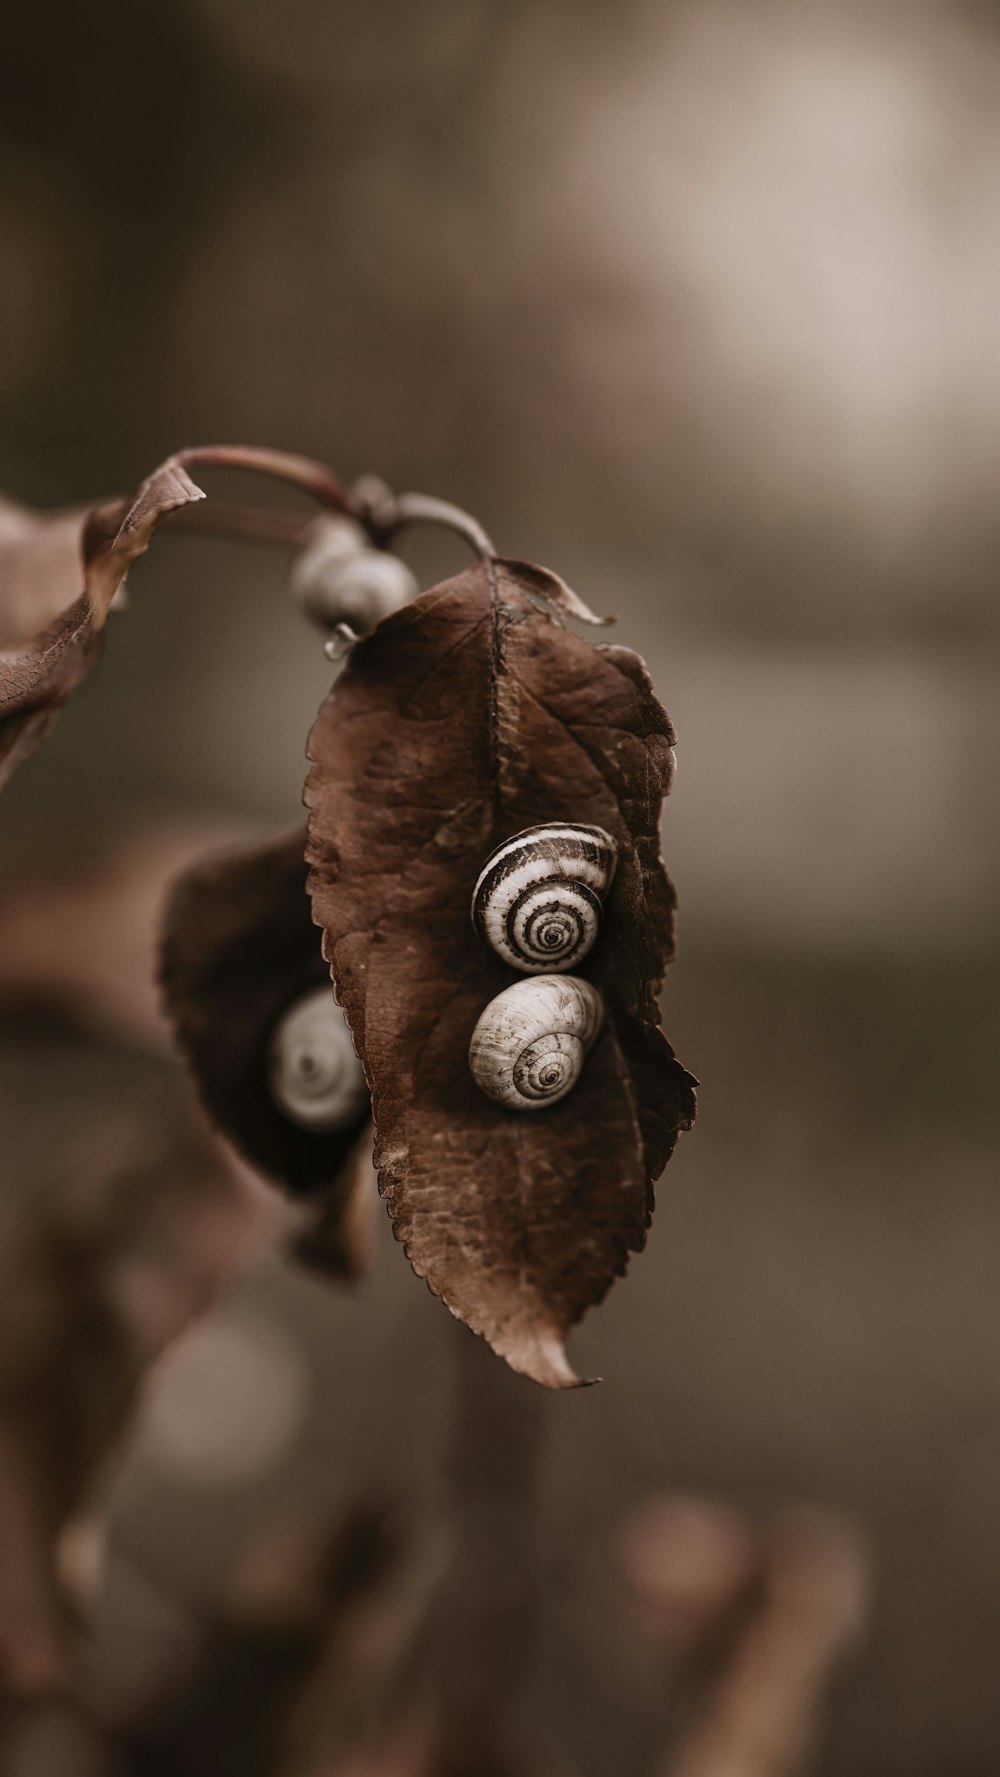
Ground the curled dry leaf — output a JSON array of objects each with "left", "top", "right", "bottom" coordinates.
[
  {"left": 159, "top": 830, "right": 374, "bottom": 1280},
  {"left": 0, "top": 463, "right": 204, "bottom": 790},
  {"left": 305, "top": 559, "right": 697, "bottom": 1387},
  {"left": 0, "top": 496, "right": 90, "bottom": 649},
  {"left": 495, "top": 556, "right": 609, "bottom": 627}
]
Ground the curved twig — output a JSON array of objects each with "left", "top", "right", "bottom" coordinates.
[
  {"left": 173, "top": 444, "right": 351, "bottom": 514},
  {"left": 352, "top": 481, "right": 497, "bottom": 561}
]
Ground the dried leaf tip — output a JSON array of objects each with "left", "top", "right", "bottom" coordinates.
[
  {"left": 495, "top": 557, "right": 615, "bottom": 626},
  {"left": 83, "top": 461, "right": 206, "bottom": 631},
  {"left": 109, "top": 463, "right": 206, "bottom": 553},
  {"left": 0, "top": 457, "right": 209, "bottom": 791},
  {"left": 494, "top": 1320, "right": 595, "bottom": 1391}
]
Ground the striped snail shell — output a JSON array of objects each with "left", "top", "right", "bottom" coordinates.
[
  {"left": 471, "top": 823, "right": 618, "bottom": 973},
  {"left": 468, "top": 975, "right": 604, "bottom": 1111},
  {"left": 268, "top": 986, "right": 368, "bottom": 1132}
]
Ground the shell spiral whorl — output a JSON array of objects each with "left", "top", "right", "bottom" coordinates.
[
  {"left": 471, "top": 823, "right": 618, "bottom": 974},
  {"left": 268, "top": 986, "right": 368, "bottom": 1132},
  {"left": 468, "top": 974, "right": 604, "bottom": 1111}
]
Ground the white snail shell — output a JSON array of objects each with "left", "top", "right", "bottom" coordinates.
[
  {"left": 268, "top": 987, "right": 368, "bottom": 1132},
  {"left": 471, "top": 823, "right": 617, "bottom": 973},
  {"left": 468, "top": 975, "right": 604, "bottom": 1111},
  {"left": 290, "top": 516, "right": 418, "bottom": 635}
]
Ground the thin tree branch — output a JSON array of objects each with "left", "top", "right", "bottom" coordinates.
[
  {"left": 173, "top": 445, "right": 351, "bottom": 515},
  {"left": 351, "top": 480, "right": 497, "bottom": 561},
  {"left": 662, "top": 1511, "right": 868, "bottom": 1777}
]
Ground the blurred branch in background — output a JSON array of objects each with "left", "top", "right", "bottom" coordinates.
[
  {"left": 646, "top": 1504, "right": 868, "bottom": 1777},
  {"left": 0, "top": 1100, "right": 275, "bottom": 1762},
  {"left": 0, "top": 827, "right": 295, "bottom": 1763},
  {"left": 121, "top": 1496, "right": 412, "bottom": 1777},
  {"left": 326, "top": 1327, "right": 548, "bottom": 1777}
]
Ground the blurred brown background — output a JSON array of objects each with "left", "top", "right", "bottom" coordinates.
[{"left": 1, "top": 1, "right": 999, "bottom": 1772}]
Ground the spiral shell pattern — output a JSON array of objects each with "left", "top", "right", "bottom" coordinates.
[
  {"left": 268, "top": 986, "right": 368, "bottom": 1132},
  {"left": 468, "top": 975, "right": 604, "bottom": 1111},
  {"left": 471, "top": 823, "right": 618, "bottom": 973}
]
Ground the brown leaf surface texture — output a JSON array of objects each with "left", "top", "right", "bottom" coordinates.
[
  {"left": 305, "top": 560, "right": 697, "bottom": 1386},
  {"left": 0, "top": 465, "right": 203, "bottom": 789},
  {"left": 159, "top": 829, "right": 373, "bottom": 1279}
]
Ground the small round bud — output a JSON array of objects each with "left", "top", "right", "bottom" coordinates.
[{"left": 290, "top": 517, "right": 419, "bottom": 635}]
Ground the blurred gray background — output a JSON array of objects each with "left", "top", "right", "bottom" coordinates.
[{"left": 1, "top": 2, "right": 999, "bottom": 1772}]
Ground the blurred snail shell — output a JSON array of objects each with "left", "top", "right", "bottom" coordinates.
[
  {"left": 472, "top": 823, "right": 617, "bottom": 973},
  {"left": 268, "top": 986, "right": 368, "bottom": 1132},
  {"left": 469, "top": 975, "right": 604, "bottom": 1111},
  {"left": 290, "top": 515, "right": 418, "bottom": 635}
]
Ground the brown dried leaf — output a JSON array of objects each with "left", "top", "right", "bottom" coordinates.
[
  {"left": 305, "top": 560, "right": 696, "bottom": 1387},
  {"left": 0, "top": 498, "right": 90, "bottom": 650},
  {"left": 495, "top": 556, "right": 610, "bottom": 626},
  {"left": 0, "top": 465, "right": 203, "bottom": 789},
  {"left": 159, "top": 830, "right": 374, "bottom": 1279}
]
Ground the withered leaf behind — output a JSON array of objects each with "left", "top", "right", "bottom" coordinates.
[
  {"left": 0, "top": 463, "right": 203, "bottom": 790},
  {"left": 305, "top": 560, "right": 696, "bottom": 1387},
  {"left": 0, "top": 497, "right": 89, "bottom": 649},
  {"left": 159, "top": 829, "right": 374, "bottom": 1280}
]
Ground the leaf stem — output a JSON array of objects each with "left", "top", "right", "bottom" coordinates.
[
  {"left": 352, "top": 480, "right": 497, "bottom": 560},
  {"left": 173, "top": 444, "right": 351, "bottom": 514},
  {"left": 127, "top": 448, "right": 498, "bottom": 563}
]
